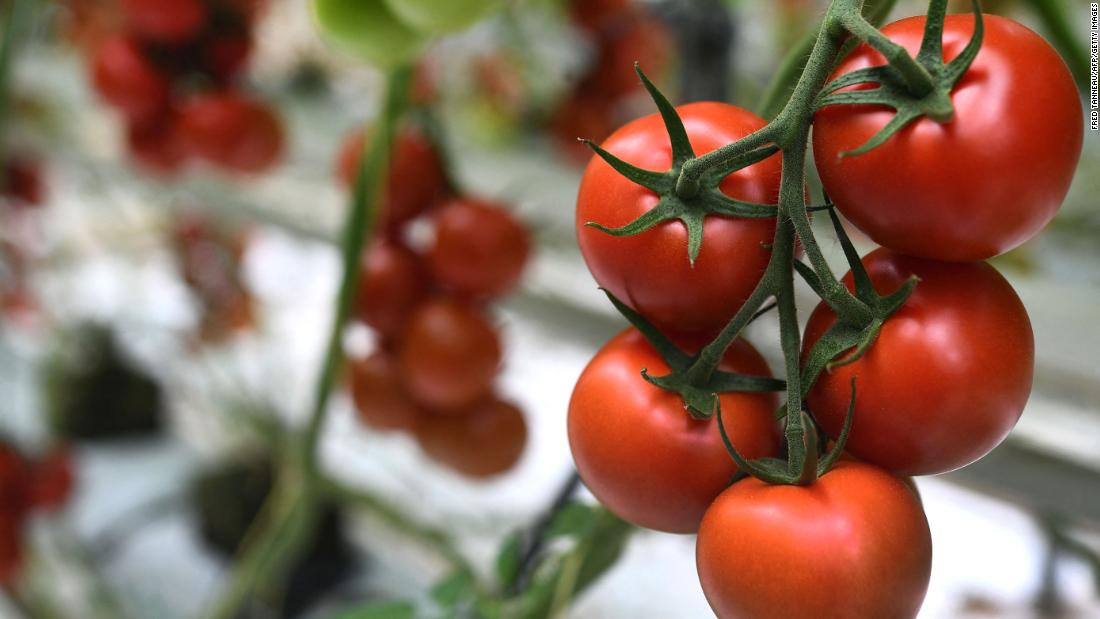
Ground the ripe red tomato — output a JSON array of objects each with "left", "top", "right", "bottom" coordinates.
[
  {"left": 803, "top": 248, "right": 1034, "bottom": 476},
  {"left": 416, "top": 397, "right": 527, "bottom": 478},
  {"left": 398, "top": 300, "right": 501, "bottom": 412},
  {"left": 426, "top": 198, "right": 530, "bottom": 299},
  {"left": 348, "top": 352, "right": 424, "bottom": 432},
  {"left": 91, "top": 35, "right": 171, "bottom": 123},
  {"left": 179, "top": 92, "right": 284, "bottom": 173},
  {"left": 27, "top": 448, "right": 74, "bottom": 511},
  {"left": 121, "top": 0, "right": 208, "bottom": 44},
  {"left": 335, "top": 126, "right": 447, "bottom": 230},
  {"left": 126, "top": 115, "right": 188, "bottom": 174},
  {"left": 567, "top": 329, "right": 779, "bottom": 533},
  {"left": 581, "top": 14, "right": 672, "bottom": 100},
  {"left": 697, "top": 461, "right": 931, "bottom": 619},
  {"left": 813, "top": 15, "right": 1083, "bottom": 261},
  {"left": 355, "top": 239, "right": 430, "bottom": 340},
  {"left": 576, "top": 102, "right": 782, "bottom": 336},
  {"left": 1, "top": 156, "right": 46, "bottom": 207}
]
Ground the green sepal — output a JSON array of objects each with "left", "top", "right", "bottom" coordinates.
[
  {"left": 635, "top": 64, "right": 694, "bottom": 164},
  {"left": 814, "top": 378, "right": 858, "bottom": 477}
]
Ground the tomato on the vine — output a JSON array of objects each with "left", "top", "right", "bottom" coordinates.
[
  {"left": 803, "top": 248, "right": 1034, "bottom": 476},
  {"left": 91, "top": 36, "right": 171, "bottom": 124},
  {"left": 697, "top": 461, "right": 931, "bottom": 619},
  {"left": 426, "top": 198, "right": 530, "bottom": 300},
  {"left": 179, "top": 91, "right": 284, "bottom": 173},
  {"left": 398, "top": 300, "right": 501, "bottom": 412},
  {"left": 335, "top": 126, "right": 447, "bottom": 230},
  {"left": 121, "top": 0, "right": 208, "bottom": 44},
  {"left": 416, "top": 397, "right": 527, "bottom": 478},
  {"left": 355, "top": 239, "right": 430, "bottom": 340},
  {"left": 568, "top": 329, "right": 779, "bottom": 534},
  {"left": 26, "top": 448, "right": 74, "bottom": 511},
  {"left": 813, "top": 14, "right": 1083, "bottom": 261},
  {"left": 576, "top": 102, "right": 782, "bottom": 336},
  {"left": 349, "top": 352, "right": 424, "bottom": 433}
]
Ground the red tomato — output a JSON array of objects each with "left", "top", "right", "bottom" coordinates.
[
  {"left": 697, "top": 461, "right": 931, "bottom": 619},
  {"left": 202, "top": 27, "right": 254, "bottom": 81},
  {"left": 803, "top": 248, "right": 1033, "bottom": 476},
  {"left": 426, "top": 198, "right": 530, "bottom": 299},
  {"left": 550, "top": 92, "right": 618, "bottom": 165},
  {"left": 0, "top": 516, "right": 23, "bottom": 586},
  {"left": 121, "top": 0, "right": 208, "bottom": 44},
  {"left": 416, "top": 397, "right": 527, "bottom": 478},
  {"left": 813, "top": 15, "right": 1083, "bottom": 261},
  {"left": 179, "top": 92, "right": 284, "bottom": 173},
  {"left": 1, "top": 156, "right": 46, "bottom": 207},
  {"left": 27, "top": 448, "right": 75, "bottom": 511},
  {"left": 349, "top": 352, "right": 424, "bottom": 432},
  {"left": 568, "top": 329, "right": 779, "bottom": 533},
  {"left": 126, "top": 114, "right": 188, "bottom": 174},
  {"left": 335, "top": 126, "right": 447, "bottom": 230},
  {"left": 398, "top": 300, "right": 501, "bottom": 412},
  {"left": 355, "top": 239, "right": 430, "bottom": 340},
  {"left": 581, "top": 14, "right": 672, "bottom": 100},
  {"left": 567, "top": 0, "right": 633, "bottom": 32},
  {"left": 576, "top": 102, "right": 782, "bottom": 335},
  {"left": 91, "top": 35, "right": 171, "bottom": 123}
]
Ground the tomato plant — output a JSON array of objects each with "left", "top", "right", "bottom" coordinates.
[
  {"left": 803, "top": 248, "right": 1034, "bottom": 476},
  {"left": 179, "top": 91, "right": 284, "bottom": 173},
  {"left": 697, "top": 461, "right": 932, "bottom": 619},
  {"left": 398, "top": 299, "right": 502, "bottom": 412},
  {"left": 568, "top": 329, "right": 779, "bottom": 533},
  {"left": 576, "top": 102, "right": 782, "bottom": 336},
  {"left": 813, "top": 14, "right": 1083, "bottom": 261},
  {"left": 426, "top": 198, "right": 530, "bottom": 300},
  {"left": 416, "top": 397, "right": 527, "bottom": 478}
]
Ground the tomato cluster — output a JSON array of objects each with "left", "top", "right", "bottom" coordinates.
[
  {"left": 551, "top": 0, "right": 673, "bottom": 164},
  {"left": 571, "top": 8, "right": 1080, "bottom": 619},
  {"left": 84, "top": 0, "right": 283, "bottom": 174},
  {"left": 171, "top": 214, "right": 256, "bottom": 343},
  {"left": 0, "top": 441, "right": 74, "bottom": 585},
  {"left": 338, "top": 126, "right": 532, "bottom": 479}
]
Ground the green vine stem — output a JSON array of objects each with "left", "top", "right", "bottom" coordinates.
[{"left": 201, "top": 65, "right": 412, "bottom": 619}]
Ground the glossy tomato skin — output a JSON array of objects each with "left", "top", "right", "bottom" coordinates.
[
  {"left": 813, "top": 15, "right": 1083, "bottom": 261},
  {"left": 577, "top": 102, "right": 782, "bottom": 336},
  {"left": 697, "top": 461, "right": 931, "bottom": 619},
  {"left": 568, "top": 329, "right": 779, "bottom": 534},
  {"left": 355, "top": 239, "right": 430, "bottom": 340},
  {"left": 349, "top": 352, "right": 424, "bottom": 432},
  {"left": 426, "top": 198, "right": 530, "bottom": 299},
  {"left": 179, "top": 92, "right": 284, "bottom": 173},
  {"left": 121, "top": 0, "right": 208, "bottom": 44},
  {"left": 416, "top": 397, "right": 527, "bottom": 478},
  {"left": 803, "top": 248, "right": 1034, "bottom": 476},
  {"left": 398, "top": 300, "right": 501, "bottom": 412},
  {"left": 335, "top": 126, "right": 447, "bottom": 230},
  {"left": 91, "top": 36, "right": 171, "bottom": 124}
]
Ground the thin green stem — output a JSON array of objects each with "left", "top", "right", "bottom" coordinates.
[{"left": 836, "top": 11, "right": 934, "bottom": 96}]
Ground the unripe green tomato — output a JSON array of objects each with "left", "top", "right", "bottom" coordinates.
[
  {"left": 383, "top": 0, "right": 504, "bottom": 33},
  {"left": 311, "top": 0, "right": 426, "bottom": 68}
]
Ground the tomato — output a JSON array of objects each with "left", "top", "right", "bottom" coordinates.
[
  {"left": 567, "top": 329, "right": 779, "bottom": 534},
  {"left": 349, "top": 352, "right": 424, "bottom": 432},
  {"left": 813, "top": 15, "right": 1083, "bottom": 261},
  {"left": 91, "top": 35, "right": 171, "bottom": 123},
  {"left": 416, "top": 397, "right": 527, "bottom": 478},
  {"left": 126, "top": 114, "right": 188, "bottom": 174},
  {"left": 383, "top": 0, "right": 503, "bottom": 33},
  {"left": 581, "top": 14, "right": 672, "bottom": 101},
  {"left": 551, "top": 92, "right": 618, "bottom": 165},
  {"left": 803, "top": 248, "right": 1033, "bottom": 476},
  {"left": 576, "top": 102, "right": 782, "bottom": 336},
  {"left": 426, "top": 198, "right": 530, "bottom": 299},
  {"left": 398, "top": 300, "right": 501, "bottom": 412},
  {"left": 355, "top": 239, "right": 430, "bottom": 339},
  {"left": 179, "top": 92, "right": 284, "bottom": 173},
  {"left": 697, "top": 461, "right": 931, "bottom": 619},
  {"left": 335, "top": 126, "right": 447, "bottom": 230},
  {"left": 0, "top": 516, "right": 23, "bottom": 585},
  {"left": 311, "top": 0, "right": 426, "bottom": 69},
  {"left": 202, "top": 26, "right": 253, "bottom": 81},
  {"left": 568, "top": 0, "right": 633, "bottom": 32},
  {"left": 121, "top": 0, "right": 208, "bottom": 44},
  {"left": 1, "top": 156, "right": 45, "bottom": 207},
  {"left": 27, "top": 448, "right": 74, "bottom": 511}
]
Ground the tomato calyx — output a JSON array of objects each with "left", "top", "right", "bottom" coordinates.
[
  {"left": 816, "top": 0, "right": 984, "bottom": 156},
  {"left": 581, "top": 66, "right": 780, "bottom": 265},
  {"left": 602, "top": 290, "right": 785, "bottom": 420}
]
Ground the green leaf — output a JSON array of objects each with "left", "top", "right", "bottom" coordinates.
[
  {"left": 495, "top": 532, "right": 524, "bottom": 588},
  {"left": 545, "top": 503, "right": 598, "bottom": 538},
  {"left": 329, "top": 601, "right": 416, "bottom": 619},
  {"left": 431, "top": 569, "right": 476, "bottom": 607},
  {"left": 312, "top": 0, "right": 427, "bottom": 68}
]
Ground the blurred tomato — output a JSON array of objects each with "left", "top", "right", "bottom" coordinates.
[
  {"left": 416, "top": 397, "right": 526, "bottom": 478},
  {"left": 91, "top": 35, "right": 171, "bottom": 123},
  {"left": 179, "top": 91, "right": 284, "bottom": 173},
  {"left": 121, "top": 0, "right": 208, "bottom": 44},
  {"left": 355, "top": 239, "right": 430, "bottom": 340},
  {"left": 426, "top": 198, "right": 530, "bottom": 299},
  {"left": 349, "top": 352, "right": 424, "bottom": 432}
]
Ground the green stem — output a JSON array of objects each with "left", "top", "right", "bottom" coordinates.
[
  {"left": 201, "top": 65, "right": 412, "bottom": 619},
  {"left": 0, "top": 0, "right": 29, "bottom": 148},
  {"left": 835, "top": 11, "right": 934, "bottom": 96}
]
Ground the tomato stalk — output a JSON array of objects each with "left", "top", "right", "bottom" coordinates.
[{"left": 202, "top": 65, "right": 412, "bottom": 619}]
